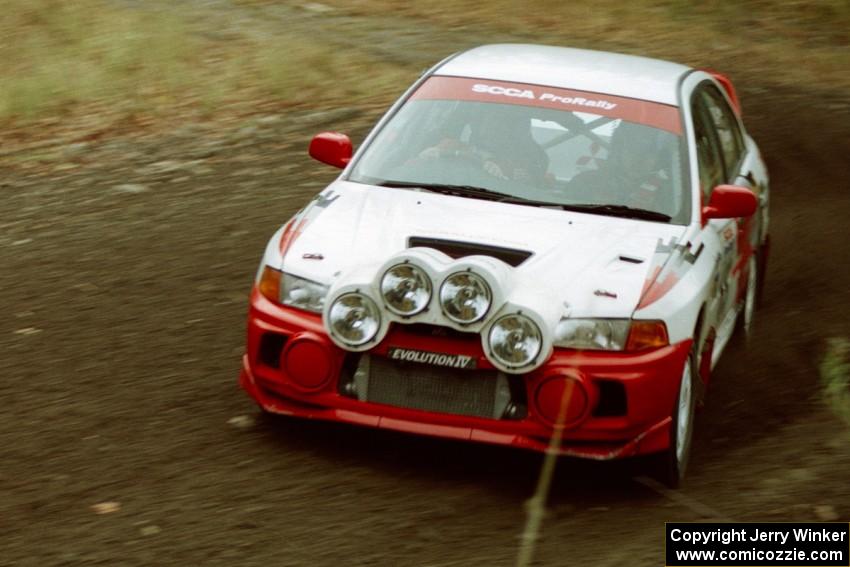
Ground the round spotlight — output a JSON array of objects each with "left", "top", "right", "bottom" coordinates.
[
  {"left": 439, "top": 272, "right": 491, "bottom": 324},
  {"left": 380, "top": 263, "right": 431, "bottom": 316},
  {"left": 328, "top": 293, "right": 380, "bottom": 346},
  {"left": 488, "top": 313, "right": 542, "bottom": 369}
]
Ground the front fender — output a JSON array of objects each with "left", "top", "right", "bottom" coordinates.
[{"left": 633, "top": 236, "right": 717, "bottom": 345}]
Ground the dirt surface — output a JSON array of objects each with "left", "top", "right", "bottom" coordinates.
[{"left": 2, "top": 2, "right": 849, "bottom": 566}]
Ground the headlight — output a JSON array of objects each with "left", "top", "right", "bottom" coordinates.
[
  {"left": 328, "top": 293, "right": 381, "bottom": 346},
  {"left": 380, "top": 263, "right": 431, "bottom": 316},
  {"left": 257, "top": 267, "right": 329, "bottom": 313},
  {"left": 488, "top": 314, "right": 542, "bottom": 369},
  {"left": 439, "top": 272, "right": 491, "bottom": 324},
  {"left": 553, "top": 318, "right": 630, "bottom": 350},
  {"left": 281, "top": 273, "right": 329, "bottom": 313}
]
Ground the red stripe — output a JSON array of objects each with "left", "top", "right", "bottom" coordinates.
[
  {"left": 638, "top": 270, "right": 680, "bottom": 309},
  {"left": 279, "top": 217, "right": 307, "bottom": 258},
  {"left": 639, "top": 266, "right": 662, "bottom": 299},
  {"left": 412, "top": 76, "right": 682, "bottom": 134}
]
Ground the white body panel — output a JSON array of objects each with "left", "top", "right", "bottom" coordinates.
[{"left": 275, "top": 181, "right": 685, "bottom": 323}]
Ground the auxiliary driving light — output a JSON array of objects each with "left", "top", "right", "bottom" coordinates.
[
  {"left": 380, "top": 263, "right": 431, "bottom": 316},
  {"left": 328, "top": 293, "right": 380, "bottom": 346},
  {"left": 488, "top": 313, "right": 542, "bottom": 369},
  {"left": 281, "top": 333, "right": 333, "bottom": 391},
  {"left": 439, "top": 271, "right": 491, "bottom": 324},
  {"left": 534, "top": 374, "right": 590, "bottom": 427}
]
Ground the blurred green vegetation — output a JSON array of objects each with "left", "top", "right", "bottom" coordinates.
[
  {"left": 0, "top": 0, "right": 408, "bottom": 122},
  {"left": 1, "top": 0, "right": 193, "bottom": 118},
  {"left": 821, "top": 338, "right": 850, "bottom": 427},
  {"left": 1, "top": 0, "right": 846, "bottom": 123},
  {"left": 331, "top": 0, "right": 849, "bottom": 89},
  {"left": 332, "top": 0, "right": 848, "bottom": 45}
]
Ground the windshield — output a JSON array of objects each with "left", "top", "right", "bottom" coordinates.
[{"left": 348, "top": 76, "right": 690, "bottom": 223}]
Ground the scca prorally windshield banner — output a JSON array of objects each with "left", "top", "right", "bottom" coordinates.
[{"left": 411, "top": 76, "right": 682, "bottom": 134}]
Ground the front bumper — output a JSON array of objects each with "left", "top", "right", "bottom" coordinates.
[{"left": 240, "top": 288, "right": 692, "bottom": 460}]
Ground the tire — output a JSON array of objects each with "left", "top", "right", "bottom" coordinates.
[
  {"left": 735, "top": 254, "right": 758, "bottom": 342},
  {"left": 652, "top": 344, "right": 698, "bottom": 488}
]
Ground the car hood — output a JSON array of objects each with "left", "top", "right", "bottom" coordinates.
[{"left": 278, "top": 181, "right": 686, "bottom": 318}]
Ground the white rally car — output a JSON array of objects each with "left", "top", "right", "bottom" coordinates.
[{"left": 240, "top": 44, "right": 769, "bottom": 486}]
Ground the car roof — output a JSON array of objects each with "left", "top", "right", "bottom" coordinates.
[{"left": 434, "top": 44, "right": 692, "bottom": 106}]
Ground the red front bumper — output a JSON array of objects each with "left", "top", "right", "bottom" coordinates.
[{"left": 239, "top": 288, "right": 692, "bottom": 460}]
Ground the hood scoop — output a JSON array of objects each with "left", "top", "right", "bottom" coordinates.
[{"left": 408, "top": 236, "right": 533, "bottom": 267}]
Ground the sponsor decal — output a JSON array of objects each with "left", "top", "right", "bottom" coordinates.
[
  {"left": 388, "top": 347, "right": 477, "bottom": 369},
  {"left": 638, "top": 237, "right": 705, "bottom": 309},
  {"left": 473, "top": 83, "right": 618, "bottom": 110},
  {"left": 411, "top": 76, "right": 682, "bottom": 134},
  {"left": 314, "top": 189, "right": 339, "bottom": 208},
  {"left": 684, "top": 243, "right": 703, "bottom": 265},
  {"left": 472, "top": 83, "right": 536, "bottom": 100},
  {"left": 278, "top": 216, "right": 307, "bottom": 258},
  {"left": 278, "top": 190, "right": 338, "bottom": 257}
]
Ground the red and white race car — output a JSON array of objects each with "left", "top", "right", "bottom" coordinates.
[{"left": 240, "top": 44, "right": 770, "bottom": 486}]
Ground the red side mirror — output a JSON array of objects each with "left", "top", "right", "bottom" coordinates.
[
  {"left": 702, "top": 184, "right": 758, "bottom": 220},
  {"left": 309, "top": 132, "right": 352, "bottom": 169}
]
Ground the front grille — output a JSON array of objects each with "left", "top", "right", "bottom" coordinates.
[{"left": 348, "top": 355, "right": 525, "bottom": 419}]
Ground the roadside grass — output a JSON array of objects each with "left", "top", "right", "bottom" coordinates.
[
  {"left": 325, "top": 0, "right": 850, "bottom": 92},
  {"left": 820, "top": 338, "right": 850, "bottom": 427},
  {"left": 0, "top": 0, "right": 409, "bottom": 125},
  {"left": 3, "top": 0, "right": 846, "bottom": 127},
  {"left": 0, "top": 0, "right": 196, "bottom": 118}
]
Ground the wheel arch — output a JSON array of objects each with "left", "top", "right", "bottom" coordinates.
[{"left": 692, "top": 303, "right": 715, "bottom": 398}]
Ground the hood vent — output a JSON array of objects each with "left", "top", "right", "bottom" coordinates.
[
  {"left": 618, "top": 255, "right": 645, "bottom": 264},
  {"left": 408, "top": 237, "right": 533, "bottom": 267}
]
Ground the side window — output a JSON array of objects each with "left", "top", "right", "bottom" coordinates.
[
  {"left": 691, "top": 97, "right": 725, "bottom": 201},
  {"left": 700, "top": 85, "right": 745, "bottom": 179}
]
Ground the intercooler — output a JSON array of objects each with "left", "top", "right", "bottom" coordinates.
[{"left": 341, "top": 355, "right": 525, "bottom": 420}]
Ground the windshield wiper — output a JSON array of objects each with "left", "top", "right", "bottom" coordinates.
[
  {"left": 375, "top": 181, "right": 671, "bottom": 222},
  {"left": 496, "top": 197, "right": 671, "bottom": 221},
  {"left": 375, "top": 180, "right": 517, "bottom": 202},
  {"left": 557, "top": 204, "right": 672, "bottom": 222}
]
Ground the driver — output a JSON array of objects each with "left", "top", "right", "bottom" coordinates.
[
  {"left": 418, "top": 106, "right": 549, "bottom": 185},
  {"left": 472, "top": 108, "right": 549, "bottom": 183}
]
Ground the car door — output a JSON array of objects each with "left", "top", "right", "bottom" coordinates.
[
  {"left": 699, "top": 84, "right": 759, "bottom": 323},
  {"left": 699, "top": 83, "right": 768, "bottom": 300},
  {"left": 690, "top": 87, "right": 739, "bottom": 350}
]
